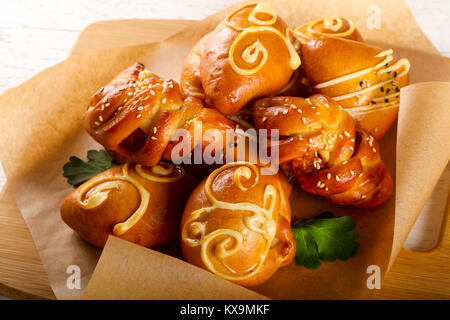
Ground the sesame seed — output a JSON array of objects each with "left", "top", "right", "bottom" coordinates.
[
  {"left": 124, "top": 98, "right": 128, "bottom": 102},
  {"left": 290, "top": 104, "right": 297, "bottom": 109},
  {"left": 351, "top": 138, "right": 355, "bottom": 142},
  {"left": 373, "top": 147, "right": 377, "bottom": 153},
  {"left": 262, "top": 117, "right": 267, "bottom": 122},
  {"left": 128, "top": 92, "right": 133, "bottom": 96},
  {"left": 151, "top": 136, "right": 157, "bottom": 140},
  {"left": 308, "top": 138, "right": 313, "bottom": 143},
  {"left": 325, "top": 187, "right": 329, "bottom": 191},
  {"left": 101, "top": 105, "right": 105, "bottom": 111},
  {"left": 94, "top": 121, "right": 100, "bottom": 126},
  {"left": 374, "top": 127, "right": 378, "bottom": 133},
  {"left": 162, "top": 98, "right": 167, "bottom": 103},
  {"left": 339, "top": 134, "right": 344, "bottom": 139},
  {"left": 362, "top": 195, "right": 367, "bottom": 199},
  {"left": 327, "top": 173, "right": 331, "bottom": 180},
  {"left": 274, "top": 110, "right": 279, "bottom": 116},
  {"left": 150, "top": 90, "right": 155, "bottom": 95},
  {"left": 316, "top": 111, "right": 320, "bottom": 115},
  {"left": 283, "top": 109, "right": 288, "bottom": 114},
  {"left": 136, "top": 114, "right": 142, "bottom": 119},
  {"left": 335, "top": 175, "right": 340, "bottom": 181},
  {"left": 317, "top": 181, "right": 321, "bottom": 187},
  {"left": 350, "top": 170, "right": 355, "bottom": 175},
  {"left": 105, "top": 103, "right": 110, "bottom": 107},
  {"left": 359, "top": 173, "right": 364, "bottom": 177},
  {"left": 368, "top": 140, "right": 373, "bottom": 147},
  {"left": 342, "top": 160, "right": 347, "bottom": 165},
  {"left": 99, "top": 116, "right": 103, "bottom": 122},
  {"left": 302, "top": 117, "right": 307, "bottom": 124},
  {"left": 153, "top": 127, "right": 157, "bottom": 134},
  {"left": 344, "top": 131, "right": 351, "bottom": 137},
  {"left": 297, "top": 109, "right": 302, "bottom": 114},
  {"left": 350, "top": 146, "right": 354, "bottom": 151}
]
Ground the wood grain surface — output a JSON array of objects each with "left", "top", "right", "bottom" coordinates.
[{"left": 0, "top": 18, "right": 449, "bottom": 300}]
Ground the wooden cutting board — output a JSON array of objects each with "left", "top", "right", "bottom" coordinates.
[{"left": 0, "top": 19, "right": 449, "bottom": 300}]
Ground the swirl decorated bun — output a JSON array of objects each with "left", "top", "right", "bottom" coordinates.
[
  {"left": 300, "top": 37, "right": 410, "bottom": 140},
  {"left": 180, "top": 162, "right": 296, "bottom": 287},
  {"left": 84, "top": 62, "right": 234, "bottom": 167},
  {"left": 294, "top": 16, "right": 362, "bottom": 43},
  {"left": 61, "top": 162, "right": 197, "bottom": 248},
  {"left": 181, "top": 2, "right": 301, "bottom": 116},
  {"left": 252, "top": 94, "right": 393, "bottom": 208}
]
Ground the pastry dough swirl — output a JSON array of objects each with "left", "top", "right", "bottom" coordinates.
[
  {"left": 77, "top": 163, "right": 184, "bottom": 235},
  {"left": 226, "top": 2, "right": 300, "bottom": 76},
  {"left": 182, "top": 162, "right": 279, "bottom": 281}
]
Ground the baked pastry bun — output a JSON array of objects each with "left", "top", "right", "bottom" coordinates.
[
  {"left": 294, "top": 16, "right": 362, "bottom": 43},
  {"left": 252, "top": 94, "right": 393, "bottom": 208},
  {"left": 300, "top": 37, "right": 410, "bottom": 140},
  {"left": 181, "top": 2, "right": 300, "bottom": 116},
  {"left": 180, "top": 33, "right": 211, "bottom": 103},
  {"left": 61, "top": 162, "right": 197, "bottom": 248},
  {"left": 181, "top": 162, "right": 296, "bottom": 287},
  {"left": 84, "top": 62, "right": 234, "bottom": 166}
]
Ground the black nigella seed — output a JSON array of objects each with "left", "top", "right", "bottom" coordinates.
[
  {"left": 359, "top": 80, "right": 364, "bottom": 87},
  {"left": 395, "top": 87, "right": 400, "bottom": 92},
  {"left": 234, "top": 142, "right": 238, "bottom": 147},
  {"left": 371, "top": 100, "right": 376, "bottom": 104},
  {"left": 385, "top": 98, "right": 389, "bottom": 103},
  {"left": 385, "top": 63, "right": 388, "bottom": 67},
  {"left": 380, "top": 87, "right": 384, "bottom": 92},
  {"left": 386, "top": 88, "right": 390, "bottom": 94},
  {"left": 394, "top": 71, "right": 398, "bottom": 77}
]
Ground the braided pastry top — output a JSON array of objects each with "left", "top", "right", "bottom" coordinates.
[
  {"left": 84, "top": 63, "right": 234, "bottom": 166},
  {"left": 253, "top": 94, "right": 393, "bottom": 208}
]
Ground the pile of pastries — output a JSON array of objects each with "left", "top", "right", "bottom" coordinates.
[{"left": 61, "top": 2, "right": 409, "bottom": 287}]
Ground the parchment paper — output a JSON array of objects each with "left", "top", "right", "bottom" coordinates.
[{"left": 0, "top": 0, "right": 449, "bottom": 300}]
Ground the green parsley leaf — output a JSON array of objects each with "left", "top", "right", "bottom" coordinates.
[
  {"left": 292, "top": 211, "right": 360, "bottom": 269},
  {"left": 63, "top": 149, "right": 117, "bottom": 187}
]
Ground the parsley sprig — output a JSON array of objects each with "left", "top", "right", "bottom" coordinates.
[
  {"left": 292, "top": 211, "right": 360, "bottom": 269},
  {"left": 63, "top": 149, "right": 117, "bottom": 187}
]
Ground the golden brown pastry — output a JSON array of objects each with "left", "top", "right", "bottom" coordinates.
[
  {"left": 252, "top": 94, "right": 393, "bottom": 208},
  {"left": 181, "top": 2, "right": 301, "bottom": 115},
  {"left": 181, "top": 162, "right": 296, "bottom": 287},
  {"left": 61, "top": 162, "right": 197, "bottom": 248},
  {"left": 84, "top": 62, "right": 234, "bottom": 166},
  {"left": 300, "top": 37, "right": 410, "bottom": 140},
  {"left": 180, "top": 33, "right": 211, "bottom": 103},
  {"left": 294, "top": 16, "right": 363, "bottom": 44}
]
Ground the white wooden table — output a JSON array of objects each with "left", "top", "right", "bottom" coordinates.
[{"left": 0, "top": 0, "right": 449, "bottom": 299}]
